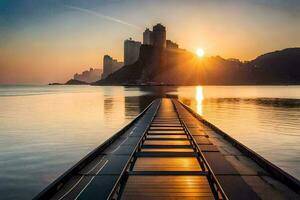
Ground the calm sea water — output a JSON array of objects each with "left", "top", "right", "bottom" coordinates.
[{"left": 0, "top": 85, "right": 299, "bottom": 199}]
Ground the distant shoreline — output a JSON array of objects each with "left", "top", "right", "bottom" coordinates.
[{"left": 47, "top": 82, "right": 300, "bottom": 87}]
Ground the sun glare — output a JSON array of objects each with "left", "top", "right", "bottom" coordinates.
[{"left": 196, "top": 48, "right": 205, "bottom": 57}]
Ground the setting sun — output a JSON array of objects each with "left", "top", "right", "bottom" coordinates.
[{"left": 196, "top": 48, "right": 205, "bottom": 57}]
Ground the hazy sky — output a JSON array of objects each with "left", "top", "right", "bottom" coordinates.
[{"left": 0, "top": 0, "right": 299, "bottom": 84}]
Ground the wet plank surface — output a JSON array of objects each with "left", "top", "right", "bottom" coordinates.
[
  {"left": 143, "top": 140, "right": 190, "bottom": 145},
  {"left": 121, "top": 176, "right": 214, "bottom": 200},
  {"left": 172, "top": 99, "right": 263, "bottom": 200},
  {"left": 147, "top": 135, "right": 187, "bottom": 139},
  {"left": 120, "top": 99, "right": 214, "bottom": 200},
  {"left": 193, "top": 136, "right": 212, "bottom": 145},
  {"left": 150, "top": 127, "right": 184, "bottom": 130},
  {"left": 133, "top": 157, "right": 202, "bottom": 171},
  {"left": 141, "top": 148, "right": 194, "bottom": 152},
  {"left": 198, "top": 145, "right": 219, "bottom": 152},
  {"left": 148, "top": 130, "right": 186, "bottom": 135}
]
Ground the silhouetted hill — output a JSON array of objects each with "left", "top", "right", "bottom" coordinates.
[
  {"left": 65, "top": 79, "right": 88, "bottom": 85},
  {"left": 94, "top": 47, "right": 300, "bottom": 85},
  {"left": 246, "top": 48, "right": 300, "bottom": 84},
  {"left": 48, "top": 82, "right": 63, "bottom": 85}
]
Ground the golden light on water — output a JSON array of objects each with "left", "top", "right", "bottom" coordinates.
[
  {"left": 196, "top": 86, "right": 203, "bottom": 115},
  {"left": 196, "top": 48, "right": 205, "bottom": 57}
]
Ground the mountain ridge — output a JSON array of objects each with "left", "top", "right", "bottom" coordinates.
[{"left": 94, "top": 47, "right": 300, "bottom": 85}]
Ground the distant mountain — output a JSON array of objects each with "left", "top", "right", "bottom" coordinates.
[
  {"left": 246, "top": 48, "right": 300, "bottom": 84},
  {"left": 65, "top": 79, "right": 88, "bottom": 85},
  {"left": 94, "top": 47, "right": 300, "bottom": 85},
  {"left": 48, "top": 82, "right": 63, "bottom": 85}
]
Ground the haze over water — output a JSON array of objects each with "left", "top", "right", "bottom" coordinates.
[{"left": 0, "top": 85, "right": 300, "bottom": 199}]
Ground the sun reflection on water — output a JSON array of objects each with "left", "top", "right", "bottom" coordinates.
[{"left": 196, "top": 86, "right": 203, "bottom": 115}]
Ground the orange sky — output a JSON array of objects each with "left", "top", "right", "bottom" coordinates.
[{"left": 0, "top": 0, "right": 299, "bottom": 84}]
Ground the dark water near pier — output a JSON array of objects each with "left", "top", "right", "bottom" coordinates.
[{"left": 0, "top": 85, "right": 299, "bottom": 199}]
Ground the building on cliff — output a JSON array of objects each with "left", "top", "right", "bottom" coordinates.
[
  {"left": 101, "top": 55, "right": 123, "bottom": 79},
  {"left": 152, "top": 23, "right": 166, "bottom": 49},
  {"left": 99, "top": 24, "right": 181, "bottom": 83},
  {"left": 166, "top": 40, "right": 179, "bottom": 49},
  {"left": 143, "top": 28, "right": 153, "bottom": 45},
  {"left": 143, "top": 24, "right": 168, "bottom": 49},
  {"left": 74, "top": 68, "right": 102, "bottom": 83},
  {"left": 124, "top": 38, "right": 141, "bottom": 65}
]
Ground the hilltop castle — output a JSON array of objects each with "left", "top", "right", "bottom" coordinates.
[{"left": 101, "top": 23, "right": 179, "bottom": 79}]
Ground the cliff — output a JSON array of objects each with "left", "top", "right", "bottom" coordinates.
[
  {"left": 94, "top": 47, "right": 300, "bottom": 85},
  {"left": 65, "top": 79, "right": 88, "bottom": 85}
]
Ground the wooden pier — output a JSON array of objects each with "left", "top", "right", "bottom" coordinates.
[{"left": 35, "top": 98, "right": 300, "bottom": 200}]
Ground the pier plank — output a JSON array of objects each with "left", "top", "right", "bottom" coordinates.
[
  {"left": 97, "top": 155, "right": 130, "bottom": 175},
  {"left": 198, "top": 145, "right": 219, "bottom": 152},
  {"left": 133, "top": 157, "right": 202, "bottom": 171},
  {"left": 148, "top": 130, "right": 186, "bottom": 135},
  {"left": 76, "top": 175, "right": 119, "bottom": 200},
  {"left": 143, "top": 140, "right": 190, "bottom": 145},
  {"left": 147, "top": 135, "right": 187, "bottom": 139},
  {"left": 150, "top": 127, "right": 183, "bottom": 130},
  {"left": 141, "top": 148, "right": 194, "bottom": 152},
  {"left": 103, "top": 145, "right": 136, "bottom": 155},
  {"left": 217, "top": 175, "right": 260, "bottom": 200},
  {"left": 121, "top": 175, "right": 214, "bottom": 200},
  {"left": 193, "top": 136, "right": 212, "bottom": 145},
  {"left": 202, "top": 152, "right": 238, "bottom": 175}
]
